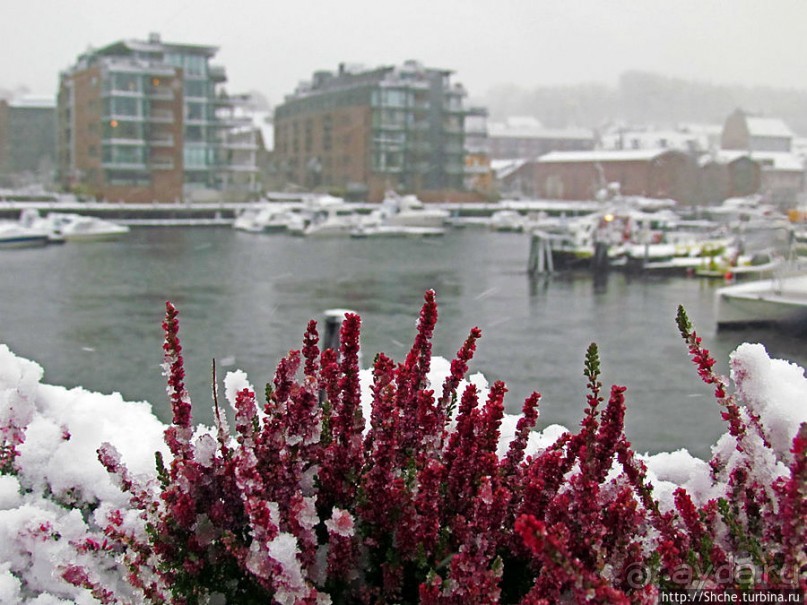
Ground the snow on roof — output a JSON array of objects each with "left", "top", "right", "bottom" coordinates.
[
  {"left": 8, "top": 95, "right": 55, "bottom": 109},
  {"left": 488, "top": 118, "right": 593, "bottom": 140},
  {"left": 537, "top": 149, "right": 675, "bottom": 163},
  {"left": 704, "top": 150, "right": 752, "bottom": 165},
  {"left": 708, "top": 150, "right": 804, "bottom": 172},
  {"left": 745, "top": 117, "right": 793, "bottom": 139},
  {"left": 490, "top": 158, "right": 527, "bottom": 179},
  {"left": 600, "top": 129, "right": 710, "bottom": 152},
  {"left": 751, "top": 152, "right": 804, "bottom": 172}
]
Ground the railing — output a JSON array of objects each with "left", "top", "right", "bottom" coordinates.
[
  {"left": 148, "top": 110, "right": 175, "bottom": 123},
  {"left": 148, "top": 135, "right": 175, "bottom": 147},
  {"left": 147, "top": 88, "right": 174, "bottom": 101},
  {"left": 101, "top": 161, "right": 148, "bottom": 170},
  {"left": 149, "top": 158, "right": 175, "bottom": 170}
]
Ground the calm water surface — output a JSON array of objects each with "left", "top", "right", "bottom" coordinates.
[{"left": 2, "top": 227, "right": 805, "bottom": 458}]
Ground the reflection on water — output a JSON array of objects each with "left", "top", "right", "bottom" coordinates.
[{"left": 1, "top": 227, "right": 804, "bottom": 459}]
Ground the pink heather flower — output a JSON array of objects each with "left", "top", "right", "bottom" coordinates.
[
  {"left": 302, "top": 319, "right": 320, "bottom": 378},
  {"left": 324, "top": 507, "right": 355, "bottom": 538}
]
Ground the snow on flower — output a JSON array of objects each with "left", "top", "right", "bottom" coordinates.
[
  {"left": 0, "top": 296, "right": 803, "bottom": 603},
  {"left": 324, "top": 507, "right": 354, "bottom": 538}
]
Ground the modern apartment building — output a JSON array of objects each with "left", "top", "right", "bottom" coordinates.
[
  {"left": 57, "top": 33, "right": 258, "bottom": 202},
  {"left": 273, "top": 60, "right": 482, "bottom": 201}
]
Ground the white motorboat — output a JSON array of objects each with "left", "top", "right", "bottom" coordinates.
[
  {"left": 374, "top": 191, "right": 450, "bottom": 228},
  {"left": 350, "top": 224, "right": 445, "bottom": 238},
  {"left": 301, "top": 205, "right": 369, "bottom": 237},
  {"left": 233, "top": 203, "right": 296, "bottom": 233},
  {"left": 488, "top": 209, "right": 525, "bottom": 232},
  {"left": 23, "top": 211, "right": 130, "bottom": 242},
  {"left": 715, "top": 264, "right": 807, "bottom": 329},
  {"left": 0, "top": 221, "right": 50, "bottom": 248}
]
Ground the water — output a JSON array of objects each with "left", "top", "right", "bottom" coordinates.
[{"left": 1, "top": 227, "right": 805, "bottom": 459}]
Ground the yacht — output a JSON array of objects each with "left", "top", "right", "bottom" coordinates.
[
  {"left": 233, "top": 203, "right": 296, "bottom": 233},
  {"left": 21, "top": 210, "right": 129, "bottom": 242},
  {"left": 373, "top": 191, "right": 450, "bottom": 229},
  {"left": 0, "top": 220, "right": 50, "bottom": 248},
  {"left": 301, "top": 205, "right": 369, "bottom": 237}
]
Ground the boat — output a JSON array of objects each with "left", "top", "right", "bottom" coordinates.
[
  {"left": 0, "top": 221, "right": 50, "bottom": 248},
  {"left": 373, "top": 191, "right": 450, "bottom": 228},
  {"left": 623, "top": 237, "right": 735, "bottom": 276},
  {"left": 715, "top": 263, "right": 807, "bottom": 330},
  {"left": 22, "top": 210, "right": 130, "bottom": 242},
  {"left": 300, "top": 204, "right": 369, "bottom": 237},
  {"left": 350, "top": 224, "right": 445, "bottom": 238},
  {"left": 233, "top": 203, "right": 297, "bottom": 233},
  {"left": 488, "top": 209, "right": 525, "bottom": 232},
  {"left": 529, "top": 210, "right": 632, "bottom": 270}
]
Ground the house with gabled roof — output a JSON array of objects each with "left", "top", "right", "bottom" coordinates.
[
  {"left": 720, "top": 109, "right": 804, "bottom": 205},
  {"left": 529, "top": 148, "right": 697, "bottom": 202}
]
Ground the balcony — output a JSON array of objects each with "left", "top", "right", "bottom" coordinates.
[
  {"left": 103, "top": 137, "right": 147, "bottom": 147},
  {"left": 148, "top": 110, "right": 175, "bottom": 123},
  {"left": 105, "top": 113, "right": 146, "bottom": 123},
  {"left": 147, "top": 87, "right": 175, "bottom": 101},
  {"left": 102, "top": 88, "right": 144, "bottom": 99},
  {"left": 221, "top": 140, "right": 258, "bottom": 151},
  {"left": 148, "top": 134, "right": 175, "bottom": 147},
  {"left": 101, "top": 161, "right": 148, "bottom": 171},
  {"left": 223, "top": 163, "right": 259, "bottom": 173},
  {"left": 149, "top": 158, "right": 175, "bottom": 170},
  {"left": 375, "top": 120, "right": 407, "bottom": 132},
  {"left": 209, "top": 65, "right": 227, "bottom": 83}
]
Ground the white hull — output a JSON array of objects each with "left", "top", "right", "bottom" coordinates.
[
  {"left": 0, "top": 221, "right": 51, "bottom": 248},
  {"left": 350, "top": 225, "right": 445, "bottom": 238},
  {"left": 0, "top": 234, "right": 49, "bottom": 248},
  {"left": 715, "top": 274, "right": 807, "bottom": 329}
]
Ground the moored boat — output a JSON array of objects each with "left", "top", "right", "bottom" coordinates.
[
  {"left": 20, "top": 209, "right": 130, "bottom": 242},
  {"left": 0, "top": 221, "right": 50, "bottom": 248},
  {"left": 715, "top": 263, "right": 807, "bottom": 330}
]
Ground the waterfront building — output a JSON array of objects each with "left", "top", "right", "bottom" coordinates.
[
  {"left": 487, "top": 117, "right": 596, "bottom": 161},
  {"left": 529, "top": 149, "right": 697, "bottom": 202},
  {"left": 57, "top": 33, "right": 258, "bottom": 203},
  {"left": 720, "top": 109, "right": 805, "bottom": 206},
  {"left": 0, "top": 96, "right": 57, "bottom": 188},
  {"left": 599, "top": 123, "right": 720, "bottom": 154},
  {"left": 273, "top": 60, "right": 483, "bottom": 202}
]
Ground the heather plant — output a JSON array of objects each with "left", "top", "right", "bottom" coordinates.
[{"left": 1, "top": 291, "right": 802, "bottom": 603}]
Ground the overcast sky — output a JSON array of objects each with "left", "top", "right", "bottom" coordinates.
[{"left": 3, "top": 0, "right": 807, "bottom": 105}]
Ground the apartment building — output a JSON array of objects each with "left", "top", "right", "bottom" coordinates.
[
  {"left": 487, "top": 117, "right": 596, "bottom": 160},
  {"left": 273, "top": 60, "right": 482, "bottom": 202},
  {"left": 0, "top": 96, "right": 57, "bottom": 187},
  {"left": 57, "top": 33, "right": 258, "bottom": 203}
]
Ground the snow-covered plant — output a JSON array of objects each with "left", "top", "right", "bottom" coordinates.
[{"left": 0, "top": 291, "right": 803, "bottom": 603}]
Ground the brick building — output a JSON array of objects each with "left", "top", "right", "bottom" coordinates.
[
  {"left": 273, "top": 60, "right": 484, "bottom": 202},
  {"left": 57, "top": 33, "right": 258, "bottom": 203},
  {"left": 0, "top": 96, "right": 57, "bottom": 187},
  {"left": 528, "top": 149, "right": 697, "bottom": 202},
  {"left": 697, "top": 153, "right": 761, "bottom": 204},
  {"left": 720, "top": 109, "right": 804, "bottom": 205}
]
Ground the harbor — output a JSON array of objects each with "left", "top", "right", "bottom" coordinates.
[{"left": 2, "top": 223, "right": 806, "bottom": 460}]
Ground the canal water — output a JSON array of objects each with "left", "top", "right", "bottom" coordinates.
[{"left": 2, "top": 227, "right": 805, "bottom": 458}]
